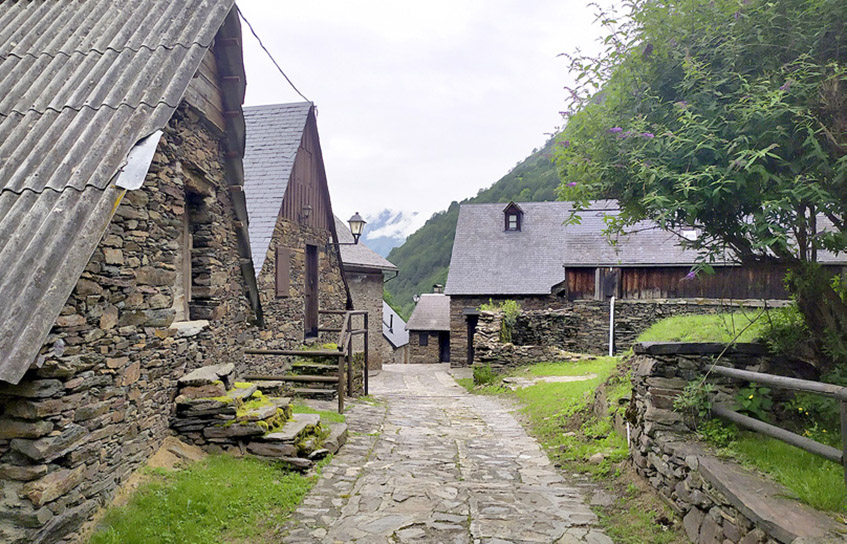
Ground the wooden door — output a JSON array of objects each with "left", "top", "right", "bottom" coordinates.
[
  {"left": 466, "top": 315, "right": 478, "bottom": 365},
  {"left": 439, "top": 332, "right": 451, "bottom": 363},
  {"left": 305, "top": 244, "right": 319, "bottom": 337}
]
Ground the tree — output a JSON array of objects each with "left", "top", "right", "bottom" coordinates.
[{"left": 556, "top": 0, "right": 847, "bottom": 366}]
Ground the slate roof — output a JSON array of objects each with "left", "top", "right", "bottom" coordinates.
[
  {"left": 406, "top": 294, "right": 451, "bottom": 332},
  {"left": 445, "top": 201, "right": 846, "bottom": 296},
  {"left": 382, "top": 301, "right": 409, "bottom": 348},
  {"left": 243, "top": 102, "right": 313, "bottom": 274},
  {"left": 334, "top": 216, "right": 398, "bottom": 272},
  {"left": 0, "top": 0, "right": 239, "bottom": 384}
]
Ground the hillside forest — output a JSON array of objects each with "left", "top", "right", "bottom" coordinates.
[{"left": 385, "top": 136, "right": 559, "bottom": 319}]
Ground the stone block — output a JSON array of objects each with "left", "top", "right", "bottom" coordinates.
[
  {"left": 204, "top": 422, "right": 265, "bottom": 439},
  {"left": 4, "top": 393, "right": 87, "bottom": 419},
  {"left": 699, "top": 514, "right": 724, "bottom": 544},
  {"left": 143, "top": 309, "right": 175, "bottom": 327},
  {"left": 135, "top": 266, "right": 175, "bottom": 286},
  {"left": 0, "top": 379, "right": 63, "bottom": 398},
  {"left": 178, "top": 363, "right": 235, "bottom": 387},
  {"left": 10, "top": 424, "right": 88, "bottom": 462},
  {"left": 263, "top": 414, "right": 320, "bottom": 443},
  {"left": 0, "top": 463, "right": 49, "bottom": 482},
  {"left": 21, "top": 465, "right": 86, "bottom": 506},
  {"left": 684, "top": 508, "right": 705, "bottom": 542},
  {"left": 246, "top": 442, "right": 297, "bottom": 458},
  {"left": 121, "top": 362, "right": 141, "bottom": 386},
  {"left": 0, "top": 418, "right": 53, "bottom": 439},
  {"left": 100, "top": 305, "right": 119, "bottom": 330},
  {"left": 180, "top": 383, "right": 227, "bottom": 399}
]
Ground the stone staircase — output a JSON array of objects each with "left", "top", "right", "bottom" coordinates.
[{"left": 171, "top": 363, "right": 347, "bottom": 470}]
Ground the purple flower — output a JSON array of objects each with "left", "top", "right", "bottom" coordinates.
[
  {"left": 675, "top": 100, "right": 688, "bottom": 108},
  {"left": 642, "top": 132, "right": 655, "bottom": 139},
  {"left": 621, "top": 131, "right": 634, "bottom": 139},
  {"left": 567, "top": 182, "right": 578, "bottom": 187},
  {"left": 779, "top": 80, "right": 792, "bottom": 91},
  {"left": 683, "top": 270, "right": 696, "bottom": 281},
  {"left": 559, "top": 140, "right": 570, "bottom": 148},
  {"left": 608, "top": 127, "right": 623, "bottom": 134},
  {"left": 733, "top": 11, "right": 741, "bottom": 20}
]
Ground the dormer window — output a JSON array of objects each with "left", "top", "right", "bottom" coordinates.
[{"left": 503, "top": 202, "right": 523, "bottom": 231}]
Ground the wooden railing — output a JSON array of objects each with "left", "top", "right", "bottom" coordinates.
[
  {"left": 244, "top": 309, "right": 369, "bottom": 414},
  {"left": 708, "top": 365, "right": 847, "bottom": 484}
]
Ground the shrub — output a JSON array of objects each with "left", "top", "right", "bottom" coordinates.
[
  {"left": 473, "top": 364, "right": 498, "bottom": 386},
  {"left": 478, "top": 299, "right": 522, "bottom": 343},
  {"left": 759, "top": 303, "right": 809, "bottom": 357}
]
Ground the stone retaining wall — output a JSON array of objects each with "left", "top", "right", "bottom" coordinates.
[
  {"left": 461, "top": 298, "right": 776, "bottom": 369},
  {"left": 629, "top": 343, "right": 845, "bottom": 544}
]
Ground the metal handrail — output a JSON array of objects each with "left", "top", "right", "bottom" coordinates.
[{"left": 708, "top": 365, "right": 847, "bottom": 484}]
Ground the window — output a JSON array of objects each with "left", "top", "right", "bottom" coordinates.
[
  {"left": 503, "top": 202, "right": 523, "bottom": 231},
  {"left": 419, "top": 333, "right": 428, "bottom": 346}
]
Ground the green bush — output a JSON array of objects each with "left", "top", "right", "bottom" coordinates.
[
  {"left": 759, "top": 303, "right": 809, "bottom": 357},
  {"left": 735, "top": 385, "right": 774, "bottom": 422},
  {"left": 479, "top": 299, "right": 522, "bottom": 343},
  {"left": 472, "top": 364, "right": 498, "bottom": 386},
  {"left": 673, "top": 379, "right": 715, "bottom": 422}
]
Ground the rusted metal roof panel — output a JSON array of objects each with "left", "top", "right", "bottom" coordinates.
[{"left": 0, "top": 0, "right": 236, "bottom": 384}]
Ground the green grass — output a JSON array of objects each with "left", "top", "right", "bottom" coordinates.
[
  {"left": 730, "top": 433, "right": 847, "bottom": 512},
  {"left": 290, "top": 403, "right": 346, "bottom": 424},
  {"left": 526, "top": 356, "right": 620, "bottom": 377},
  {"left": 89, "top": 455, "right": 322, "bottom": 544},
  {"left": 455, "top": 377, "right": 474, "bottom": 391},
  {"left": 637, "top": 312, "right": 765, "bottom": 343}
]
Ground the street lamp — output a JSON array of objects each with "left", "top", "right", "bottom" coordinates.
[{"left": 347, "top": 212, "right": 366, "bottom": 244}]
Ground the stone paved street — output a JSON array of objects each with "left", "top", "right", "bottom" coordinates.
[{"left": 281, "top": 364, "right": 612, "bottom": 544}]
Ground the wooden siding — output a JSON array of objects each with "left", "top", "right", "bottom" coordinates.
[
  {"left": 281, "top": 114, "right": 332, "bottom": 233},
  {"left": 184, "top": 48, "right": 225, "bottom": 132},
  {"left": 563, "top": 265, "right": 847, "bottom": 301}
]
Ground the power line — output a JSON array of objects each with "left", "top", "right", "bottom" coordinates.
[{"left": 237, "top": 6, "right": 311, "bottom": 103}]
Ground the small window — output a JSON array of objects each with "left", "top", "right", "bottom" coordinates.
[
  {"left": 419, "top": 333, "right": 428, "bottom": 346},
  {"left": 503, "top": 202, "right": 523, "bottom": 231},
  {"left": 507, "top": 214, "right": 518, "bottom": 231}
]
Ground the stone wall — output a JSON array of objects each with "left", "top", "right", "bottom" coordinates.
[
  {"left": 451, "top": 295, "right": 776, "bottom": 367},
  {"left": 0, "top": 107, "right": 260, "bottom": 544},
  {"left": 408, "top": 332, "right": 440, "bottom": 364},
  {"left": 629, "top": 343, "right": 845, "bottom": 544},
  {"left": 250, "top": 216, "right": 348, "bottom": 376},
  {"left": 346, "top": 271, "right": 391, "bottom": 370}
]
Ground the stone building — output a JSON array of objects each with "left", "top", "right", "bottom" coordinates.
[
  {"left": 406, "top": 292, "right": 451, "bottom": 364},
  {"left": 444, "top": 201, "right": 847, "bottom": 365},
  {"left": 0, "top": 4, "right": 347, "bottom": 543},
  {"left": 334, "top": 217, "right": 398, "bottom": 370},
  {"left": 242, "top": 103, "right": 351, "bottom": 365},
  {"left": 382, "top": 301, "right": 410, "bottom": 364}
]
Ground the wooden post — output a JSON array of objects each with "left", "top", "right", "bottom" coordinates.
[
  {"left": 841, "top": 400, "right": 847, "bottom": 486},
  {"left": 337, "top": 354, "right": 345, "bottom": 414},
  {"left": 346, "top": 315, "right": 353, "bottom": 396},
  {"left": 364, "top": 312, "right": 369, "bottom": 396}
]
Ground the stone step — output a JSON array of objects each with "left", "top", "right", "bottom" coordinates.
[
  {"left": 227, "top": 383, "right": 258, "bottom": 402},
  {"left": 252, "top": 381, "right": 289, "bottom": 396},
  {"left": 323, "top": 422, "right": 348, "bottom": 454},
  {"left": 293, "top": 387, "right": 337, "bottom": 401},
  {"left": 263, "top": 413, "right": 320, "bottom": 444},
  {"left": 290, "top": 361, "right": 338, "bottom": 376},
  {"left": 279, "top": 374, "right": 339, "bottom": 383}
]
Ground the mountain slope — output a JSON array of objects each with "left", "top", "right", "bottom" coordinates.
[{"left": 386, "top": 137, "right": 560, "bottom": 319}]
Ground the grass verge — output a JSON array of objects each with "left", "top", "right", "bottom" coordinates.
[
  {"left": 719, "top": 431, "right": 847, "bottom": 513},
  {"left": 89, "top": 454, "right": 327, "bottom": 544},
  {"left": 291, "top": 402, "right": 346, "bottom": 424},
  {"left": 636, "top": 312, "right": 765, "bottom": 343},
  {"left": 458, "top": 357, "right": 687, "bottom": 543}
]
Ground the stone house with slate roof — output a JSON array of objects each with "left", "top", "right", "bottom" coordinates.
[
  {"left": 445, "top": 201, "right": 847, "bottom": 365},
  {"left": 242, "top": 103, "right": 350, "bottom": 363},
  {"left": 406, "top": 292, "right": 451, "bottom": 364},
  {"left": 334, "top": 216, "right": 398, "bottom": 369},
  {"left": 0, "top": 3, "right": 334, "bottom": 542}
]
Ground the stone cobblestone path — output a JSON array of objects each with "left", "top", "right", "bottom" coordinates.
[{"left": 281, "top": 364, "right": 612, "bottom": 544}]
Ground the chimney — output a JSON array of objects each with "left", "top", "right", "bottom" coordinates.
[{"left": 432, "top": 284, "right": 444, "bottom": 294}]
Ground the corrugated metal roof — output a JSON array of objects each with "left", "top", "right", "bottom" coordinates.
[
  {"left": 445, "top": 200, "right": 847, "bottom": 296},
  {"left": 335, "top": 216, "right": 398, "bottom": 272},
  {"left": 242, "top": 102, "right": 313, "bottom": 274},
  {"left": 406, "top": 294, "right": 451, "bottom": 332},
  {"left": 0, "top": 0, "right": 237, "bottom": 384},
  {"left": 382, "top": 301, "right": 409, "bottom": 348}
]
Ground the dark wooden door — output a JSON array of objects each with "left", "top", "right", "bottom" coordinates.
[
  {"left": 466, "top": 315, "right": 478, "bottom": 365},
  {"left": 305, "top": 244, "right": 318, "bottom": 337},
  {"left": 439, "top": 332, "right": 451, "bottom": 363}
]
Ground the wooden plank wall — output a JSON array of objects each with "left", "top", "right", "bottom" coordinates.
[
  {"left": 281, "top": 114, "right": 331, "bottom": 232},
  {"left": 184, "top": 49, "right": 225, "bottom": 132},
  {"left": 564, "top": 265, "right": 843, "bottom": 301}
]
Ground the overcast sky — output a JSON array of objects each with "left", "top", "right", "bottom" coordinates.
[{"left": 239, "top": 1, "right": 601, "bottom": 236}]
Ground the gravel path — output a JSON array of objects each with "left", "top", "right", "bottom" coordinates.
[{"left": 281, "top": 363, "right": 611, "bottom": 544}]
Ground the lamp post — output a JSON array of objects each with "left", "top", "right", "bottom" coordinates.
[{"left": 347, "top": 212, "right": 366, "bottom": 245}]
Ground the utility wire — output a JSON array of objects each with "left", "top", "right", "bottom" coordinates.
[{"left": 237, "top": 6, "right": 311, "bottom": 103}]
